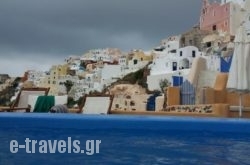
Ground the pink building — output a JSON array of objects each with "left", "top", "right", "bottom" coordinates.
[{"left": 200, "top": 0, "right": 243, "bottom": 36}]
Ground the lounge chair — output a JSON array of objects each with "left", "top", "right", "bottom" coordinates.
[
  {"left": 1, "top": 87, "right": 50, "bottom": 112},
  {"left": 28, "top": 95, "right": 68, "bottom": 112},
  {"left": 78, "top": 94, "right": 114, "bottom": 114}
]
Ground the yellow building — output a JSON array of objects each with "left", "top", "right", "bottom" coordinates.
[
  {"left": 39, "top": 64, "right": 69, "bottom": 95},
  {"left": 127, "top": 50, "right": 153, "bottom": 62}
]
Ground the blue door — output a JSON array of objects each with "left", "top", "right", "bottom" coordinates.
[{"left": 180, "top": 80, "right": 195, "bottom": 105}]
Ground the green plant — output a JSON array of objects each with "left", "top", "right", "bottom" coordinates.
[
  {"left": 67, "top": 96, "right": 77, "bottom": 108},
  {"left": 159, "top": 79, "right": 171, "bottom": 93},
  {"left": 64, "top": 80, "right": 74, "bottom": 94}
]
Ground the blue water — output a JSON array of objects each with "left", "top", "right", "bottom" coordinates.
[{"left": 0, "top": 113, "right": 250, "bottom": 165}]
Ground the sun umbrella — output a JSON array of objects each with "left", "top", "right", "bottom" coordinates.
[{"left": 227, "top": 24, "right": 250, "bottom": 117}]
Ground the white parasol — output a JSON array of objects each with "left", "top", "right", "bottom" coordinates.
[{"left": 227, "top": 24, "right": 250, "bottom": 117}]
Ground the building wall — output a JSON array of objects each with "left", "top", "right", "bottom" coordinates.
[
  {"left": 112, "top": 94, "right": 149, "bottom": 111},
  {"left": 245, "top": 13, "right": 250, "bottom": 32},
  {"left": 150, "top": 46, "right": 202, "bottom": 76},
  {"left": 200, "top": 2, "right": 231, "bottom": 33},
  {"left": 127, "top": 60, "right": 148, "bottom": 73},
  {"left": 160, "top": 35, "right": 180, "bottom": 51},
  {"left": 81, "top": 48, "right": 121, "bottom": 63},
  {"left": 229, "top": 3, "right": 244, "bottom": 35},
  {"left": 101, "top": 64, "right": 122, "bottom": 81},
  {"left": 128, "top": 50, "right": 153, "bottom": 62},
  {"left": 197, "top": 54, "right": 221, "bottom": 72},
  {"left": 118, "top": 56, "right": 127, "bottom": 66},
  {"left": 223, "top": 0, "right": 245, "bottom": 8},
  {"left": 200, "top": 0, "right": 243, "bottom": 35},
  {"left": 36, "top": 64, "right": 69, "bottom": 95},
  {"left": 195, "top": 70, "right": 218, "bottom": 104},
  {"left": 180, "top": 26, "right": 210, "bottom": 50},
  {"left": 147, "top": 73, "right": 174, "bottom": 91}
]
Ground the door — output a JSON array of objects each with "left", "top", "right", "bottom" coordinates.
[{"left": 172, "top": 62, "right": 177, "bottom": 71}]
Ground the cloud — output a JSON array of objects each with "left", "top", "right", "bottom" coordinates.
[
  {"left": 0, "top": 52, "right": 64, "bottom": 77},
  {"left": 0, "top": 0, "right": 203, "bottom": 76}
]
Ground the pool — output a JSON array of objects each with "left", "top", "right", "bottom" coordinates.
[{"left": 0, "top": 113, "right": 250, "bottom": 165}]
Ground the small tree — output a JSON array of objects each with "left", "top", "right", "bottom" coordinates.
[
  {"left": 159, "top": 79, "right": 171, "bottom": 110},
  {"left": 12, "top": 77, "right": 21, "bottom": 88},
  {"left": 64, "top": 80, "right": 74, "bottom": 94},
  {"left": 159, "top": 79, "right": 171, "bottom": 93}
]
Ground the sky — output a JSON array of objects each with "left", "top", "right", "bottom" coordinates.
[{"left": 0, "top": 0, "right": 203, "bottom": 77}]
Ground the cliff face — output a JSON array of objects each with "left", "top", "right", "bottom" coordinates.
[
  {"left": 0, "top": 77, "right": 21, "bottom": 106},
  {"left": 115, "top": 63, "right": 151, "bottom": 89},
  {"left": 0, "top": 86, "right": 15, "bottom": 106},
  {"left": 180, "top": 25, "right": 211, "bottom": 51}
]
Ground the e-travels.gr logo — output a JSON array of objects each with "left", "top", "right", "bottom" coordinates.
[{"left": 10, "top": 137, "right": 101, "bottom": 155}]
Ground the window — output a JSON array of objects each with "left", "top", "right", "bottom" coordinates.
[
  {"left": 172, "top": 62, "right": 177, "bottom": 71},
  {"left": 134, "top": 59, "right": 138, "bottom": 65},
  {"left": 212, "top": 25, "right": 217, "bottom": 31},
  {"left": 130, "top": 101, "right": 135, "bottom": 106},
  {"left": 170, "top": 49, "right": 177, "bottom": 53},
  {"left": 206, "top": 42, "right": 212, "bottom": 47},
  {"left": 180, "top": 51, "right": 183, "bottom": 56},
  {"left": 192, "top": 51, "right": 196, "bottom": 58}
]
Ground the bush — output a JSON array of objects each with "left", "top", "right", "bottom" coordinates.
[
  {"left": 67, "top": 96, "right": 77, "bottom": 108},
  {"left": 159, "top": 79, "right": 171, "bottom": 93},
  {"left": 122, "top": 68, "right": 144, "bottom": 84}
]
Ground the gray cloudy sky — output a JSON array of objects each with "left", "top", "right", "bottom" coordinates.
[{"left": 0, "top": 0, "right": 203, "bottom": 77}]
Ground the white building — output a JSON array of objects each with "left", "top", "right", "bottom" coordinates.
[
  {"left": 150, "top": 46, "right": 202, "bottom": 75},
  {"left": 222, "top": 0, "right": 246, "bottom": 8},
  {"left": 147, "top": 46, "right": 203, "bottom": 91},
  {"left": 101, "top": 64, "right": 122, "bottom": 84},
  {"left": 203, "top": 55, "right": 221, "bottom": 72},
  {"left": 81, "top": 48, "right": 121, "bottom": 63},
  {"left": 119, "top": 55, "right": 127, "bottom": 66},
  {"left": 65, "top": 55, "right": 81, "bottom": 64},
  {"left": 243, "top": 0, "right": 250, "bottom": 32},
  {"left": 127, "top": 57, "right": 149, "bottom": 73},
  {"left": 26, "top": 70, "right": 46, "bottom": 87},
  {"left": 159, "top": 35, "right": 181, "bottom": 51}
]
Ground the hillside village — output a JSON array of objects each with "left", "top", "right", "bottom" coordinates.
[{"left": 1, "top": 0, "right": 250, "bottom": 115}]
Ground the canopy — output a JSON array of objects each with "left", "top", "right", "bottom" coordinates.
[{"left": 227, "top": 25, "right": 250, "bottom": 117}]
